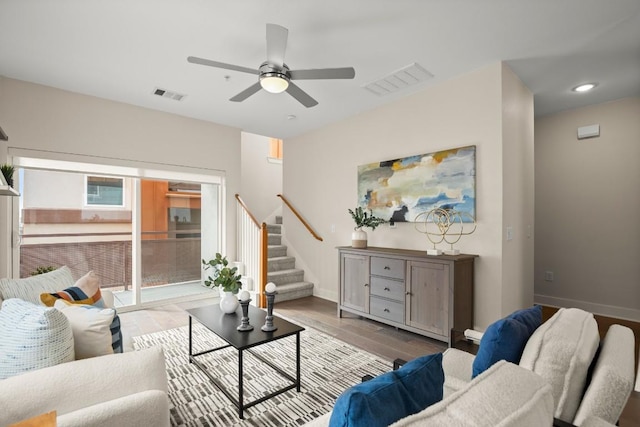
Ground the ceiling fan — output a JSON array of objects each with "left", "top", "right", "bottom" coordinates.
[{"left": 187, "top": 23, "right": 356, "bottom": 108}]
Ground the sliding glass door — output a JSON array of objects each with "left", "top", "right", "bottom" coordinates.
[{"left": 12, "top": 157, "right": 222, "bottom": 311}]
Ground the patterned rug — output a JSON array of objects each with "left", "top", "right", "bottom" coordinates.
[{"left": 133, "top": 322, "right": 390, "bottom": 426}]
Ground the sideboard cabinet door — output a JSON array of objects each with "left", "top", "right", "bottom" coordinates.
[
  {"left": 406, "top": 260, "right": 450, "bottom": 338},
  {"left": 340, "top": 253, "right": 370, "bottom": 314}
]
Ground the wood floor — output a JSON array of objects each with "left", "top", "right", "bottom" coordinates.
[{"left": 119, "top": 296, "right": 447, "bottom": 362}]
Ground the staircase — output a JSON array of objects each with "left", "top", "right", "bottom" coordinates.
[{"left": 267, "top": 216, "right": 314, "bottom": 303}]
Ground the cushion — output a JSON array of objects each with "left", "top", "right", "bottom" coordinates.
[
  {"left": 0, "top": 266, "right": 75, "bottom": 305},
  {"left": 472, "top": 305, "right": 542, "bottom": 378},
  {"left": 0, "top": 298, "right": 74, "bottom": 379},
  {"left": 391, "top": 361, "right": 554, "bottom": 427},
  {"left": 573, "top": 324, "right": 635, "bottom": 426},
  {"left": 330, "top": 353, "right": 444, "bottom": 427},
  {"left": 508, "top": 304, "right": 543, "bottom": 335},
  {"left": 40, "top": 270, "right": 104, "bottom": 307},
  {"left": 40, "top": 272, "right": 123, "bottom": 354},
  {"left": 519, "top": 308, "right": 599, "bottom": 423},
  {"left": 54, "top": 299, "right": 116, "bottom": 359}
]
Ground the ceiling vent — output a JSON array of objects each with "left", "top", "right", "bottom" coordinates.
[
  {"left": 153, "top": 87, "right": 187, "bottom": 101},
  {"left": 363, "top": 63, "right": 434, "bottom": 96}
]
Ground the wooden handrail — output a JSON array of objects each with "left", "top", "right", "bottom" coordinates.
[
  {"left": 277, "top": 194, "right": 323, "bottom": 241},
  {"left": 235, "top": 194, "right": 260, "bottom": 227}
]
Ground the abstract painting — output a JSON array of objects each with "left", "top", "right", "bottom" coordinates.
[{"left": 357, "top": 145, "right": 476, "bottom": 222}]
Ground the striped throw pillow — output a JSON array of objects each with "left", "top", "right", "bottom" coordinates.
[{"left": 0, "top": 266, "right": 75, "bottom": 305}]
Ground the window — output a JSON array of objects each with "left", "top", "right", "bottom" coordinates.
[
  {"left": 86, "top": 176, "right": 124, "bottom": 206},
  {"left": 269, "top": 138, "right": 283, "bottom": 160}
]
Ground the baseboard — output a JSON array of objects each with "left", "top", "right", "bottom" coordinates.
[
  {"left": 312, "top": 288, "right": 337, "bottom": 303},
  {"left": 535, "top": 294, "right": 640, "bottom": 323}
]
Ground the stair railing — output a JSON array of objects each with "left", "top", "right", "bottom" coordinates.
[
  {"left": 235, "top": 194, "right": 268, "bottom": 308},
  {"left": 277, "top": 194, "right": 323, "bottom": 241}
]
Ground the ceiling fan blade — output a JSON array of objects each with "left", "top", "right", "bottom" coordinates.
[
  {"left": 187, "top": 56, "right": 258, "bottom": 75},
  {"left": 266, "top": 23, "right": 288, "bottom": 67},
  {"left": 289, "top": 67, "right": 356, "bottom": 80},
  {"left": 286, "top": 82, "right": 318, "bottom": 108},
  {"left": 230, "top": 82, "right": 262, "bottom": 102}
]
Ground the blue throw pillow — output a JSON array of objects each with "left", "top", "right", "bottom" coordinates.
[
  {"left": 508, "top": 305, "right": 542, "bottom": 335},
  {"left": 472, "top": 305, "right": 543, "bottom": 378},
  {"left": 329, "top": 352, "right": 443, "bottom": 427}
]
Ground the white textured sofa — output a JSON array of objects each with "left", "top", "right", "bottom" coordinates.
[
  {"left": 443, "top": 309, "right": 635, "bottom": 426},
  {"left": 307, "top": 307, "right": 635, "bottom": 427},
  {"left": 0, "top": 267, "right": 170, "bottom": 427},
  {"left": 0, "top": 347, "right": 169, "bottom": 427}
]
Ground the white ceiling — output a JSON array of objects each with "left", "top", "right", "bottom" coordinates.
[{"left": 1, "top": 0, "right": 639, "bottom": 139}]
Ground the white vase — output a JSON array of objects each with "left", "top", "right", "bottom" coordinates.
[
  {"left": 352, "top": 229, "right": 368, "bottom": 248},
  {"left": 219, "top": 291, "right": 239, "bottom": 314}
]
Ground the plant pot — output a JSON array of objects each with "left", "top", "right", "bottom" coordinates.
[
  {"left": 352, "top": 229, "right": 368, "bottom": 248},
  {"left": 219, "top": 291, "right": 239, "bottom": 314}
]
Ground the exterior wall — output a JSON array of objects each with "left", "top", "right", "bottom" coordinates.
[
  {"left": 0, "top": 76, "right": 241, "bottom": 278},
  {"left": 284, "top": 62, "right": 533, "bottom": 329},
  {"left": 535, "top": 97, "right": 640, "bottom": 321}
]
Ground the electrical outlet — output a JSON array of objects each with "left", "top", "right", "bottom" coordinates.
[
  {"left": 506, "top": 226, "right": 513, "bottom": 241},
  {"left": 544, "top": 271, "right": 554, "bottom": 282}
]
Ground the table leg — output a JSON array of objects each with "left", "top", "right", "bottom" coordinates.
[
  {"left": 188, "top": 316, "right": 192, "bottom": 362},
  {"left": 296, "top": 331, "right": 301, "bottom": 392},
  {"left": 238, "top": 349, "right": 244, "bottom": 419}
]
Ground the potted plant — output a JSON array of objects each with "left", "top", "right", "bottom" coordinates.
[
  {"left": 348, "top": 206, "right": 387, "bottom": 248},
  {"left": 202, "top": 253, "right": 242, "bottom": 314},
  {"left": 1, "top": 164, "right": 15, "bottom": 187}
]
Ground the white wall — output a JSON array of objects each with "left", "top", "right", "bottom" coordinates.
[
  {"left": 284, "top": 62, "right": 534, "bottom": 329},
  {"left": 0, "top": 77, "right": 242, "bottom": 277},
  {"left": 240, "top": 132, "right": 282, "bottom": 223},
  {"left": 501, "top": 63, "right": 535, "bottom": 312},
  {"left": 535, "top": 97, "right": 640, "bottom": 321}
]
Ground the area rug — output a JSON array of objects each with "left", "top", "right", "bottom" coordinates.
[{"left": 133, "top": 322, "right": 391, "bottom": 426}]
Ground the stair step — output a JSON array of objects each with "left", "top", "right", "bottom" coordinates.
[
  {"left": 275, "top": 215, "right": 283, "bottom": 225},
  {"left": 268, "top": 256, "right": 295, "bottom": 272},
  {"left": 268, "top": 245, "right": 287, "bottom": 258},
  {"left": 267, "top": 268, "right": 304, "bottom": 286},
  {"left": 266, "top": 224, "right": 281, "bottom": 234},
  {"left": 274, "top": 281, "right": 314, "bottom": 303},
  {"left": 268, "top": 234, "right": 282, "bottom": 245}
]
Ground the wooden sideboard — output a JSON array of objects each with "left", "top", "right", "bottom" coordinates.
[{"left": 338, "top": 246, "right": 477, "bottom": 345}]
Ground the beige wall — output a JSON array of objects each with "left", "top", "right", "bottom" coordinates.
[
  {"left": 501, "top": 63, "right": 535, "bottom": 312},
  {"left": 535, "top": 97, "right": 640, "bottom": 321},
  {"left": 240, "top": 132, "right": 282, "bottom": 223},
  {"left": 284, "top": 62, "right": 534, "bottom": 329},
  {"left": 0, "top": 77, "right": 242, "bottom": 278}
]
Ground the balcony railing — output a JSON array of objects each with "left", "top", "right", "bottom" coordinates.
[{"left": 20, "top": 230, "right": 202, "bottom": 290}]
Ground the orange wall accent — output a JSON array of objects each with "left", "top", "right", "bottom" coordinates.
[{"left": 141, "top": 180, "right": 169, "bottom": 240}]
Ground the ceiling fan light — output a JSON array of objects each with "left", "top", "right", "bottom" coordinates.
[{"left": 260, "top": 74, "right": 289, "bottom": 93}]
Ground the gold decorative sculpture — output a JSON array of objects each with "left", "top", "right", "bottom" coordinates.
[{"left": 414, "top": 208, "right": 477, "bottom": 255}]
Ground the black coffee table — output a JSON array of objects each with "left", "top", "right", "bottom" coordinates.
[{"left": 187, "top": 304, "right": 305, "bottom": 419}]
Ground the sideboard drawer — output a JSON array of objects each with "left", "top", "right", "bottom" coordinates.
[
  {"left": 370, "top": 296, "right": 404, "bottom": 324},
  {"left": 370, "top": 256, "right": 405, "bottom": 280},
  {"left": 370, "top": 276, "right": 405, "bottom": 302}
]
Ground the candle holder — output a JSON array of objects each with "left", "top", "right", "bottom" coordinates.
[
  {"left": 237, "top": 298, "right": 254, "bottom": 331},
  {"left": 261, "top": 290, "right": 277, "bottom": 332}
]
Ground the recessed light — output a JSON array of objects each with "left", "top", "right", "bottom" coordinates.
[
  {"left": 572, "top": 83, "right": 597, "bottom": 93},
  {"left": 287, "top": 115, "right": 296, "bottom": 120}
]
